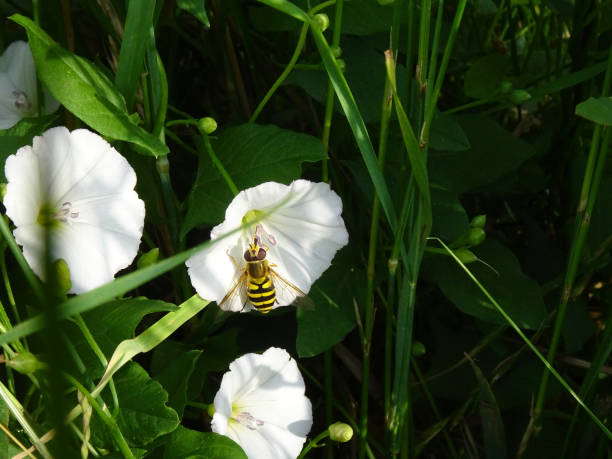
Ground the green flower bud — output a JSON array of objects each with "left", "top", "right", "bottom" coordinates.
[
  {"left": 7, "top": 352, "right": 46, "bottom": 374},
  {"left": 198, "top": 117, "right": 218, "bottom": 135},
  {"left": 0, "top": 183, "right": 6, "bottom": 200},
  {"left": 207, "top": 403, "right": 216, "bottom": 417},
  {"left": 468, "top": 228, "right": 486, "bottom": 247},
  {"left": 508, "top": 89, "right": 531, "bottom": 104},
  {"left": 412, "top": 340, "right": 426, "bottom": 356},
  {"left": 470, "top": 214, "right": 486, "bottom": 229},
  {"left": 500, "top": 80, "right": 513, "bottom": 94},
  {"left": 313, "top": 13, "right": 330, "bottom": 32},
  {"left": 329, "top": 422, "right": 353, "bottom": 442},
  {"left": 454, "top": 248, "right": 477, "bottom": 264},
  {"left": 53, "top": 258, "right": 72, "bottom": 295},
  {"left": 331, "top": 45, "right": 342, "bottom": 58},
  {"left": 137, "top": 248, "right": 160, "bottom": 269}
]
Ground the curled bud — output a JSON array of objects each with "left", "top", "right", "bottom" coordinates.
[
  {"left": 329, "top": 422, "right": 353, "bottom": 442},
  {"left": 454, "top": 248, "right": 478, "bottom": 264},
  {"left": 7, "top": 352, "right": 46, "bottom": 374},
  {"left": 412, "top": 340, "right": 426, "bottom": 356},
  {"left": 53, "top": 258, "right": 72, "bottom": 295},
  {"left": 500, "top": 80, "right": 513, "bottom": 94},
  {"left": 198, "top": 117, "right": 218, "bottom": 135},
  {"left": 314, "top": 13, "right": 330, "bottom": 32},
  {"left": 508, "top": 89, "right": 531, "bottom": 104},
  {"left": 468, "top": 228, "right": 486, "bottom": 247},
  {"left": 137, "top": 248, "right": 159, "bottom": 269},
  {"left": 470, "top": 214, "right": 486, "bottom": 229}
]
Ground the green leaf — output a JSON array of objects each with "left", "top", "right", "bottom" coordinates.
[
  {"left": 177, "top": 0, "right": 210, "bottom": 27},
  {"left": 66, "top": 297, "right": 175, "bottom": 378},
  {"left": 466, "top": 355, "right": 508, "bottom": 459},
  {"left": 464, "top": 54, "right": 511, "bottom": 100},
  {"left": 182, "top": 123, "right": 327, "bottom": 236},
  {"left": 115, "top": 0, "right": 155, "bottom": 108},
  {"left": 429, "top": 115, "right": 535, "bottom": 192},
  {"left": 94, "top": 362, "right": 179, "bottom": 447},
  {"left": 430, "top": 187, "right": 469, "bottom": 241},
  {"left": 11, "top": 14, "right": 168, "bottom": 157},
  {"left": 162, "top": 426, "right": 247, "bottom": 459},
  {"left": 151, "top": 340, "right": 202, "bottom": 418},
  {"left": 575, "top": 97, "right": 612, "bottom": 125},
  {"left": 428, "top": 239, "right": 547, "bottom": 329},
  {"left": 287, "top": 36, "right": 408, "bottom": 123},
  {"left": 429, "top": 112, "right": 470, "bottom": 151},
  {"left": 296, "top": 250, "right": 360, "bottom": 357}
]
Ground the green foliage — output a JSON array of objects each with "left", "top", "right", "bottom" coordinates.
[{"left": 2, "top": 0, "right": 612, "bottom": 457}]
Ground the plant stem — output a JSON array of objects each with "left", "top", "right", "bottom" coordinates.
[
  {"left": 320, "top": 0, "right": 344, "bottom": 182},
  {"left": 523, "top": 42, "right": 612, "bottom": 453},
  {"left": 250, "top": 24, "right": 309, "bottom": 123}
]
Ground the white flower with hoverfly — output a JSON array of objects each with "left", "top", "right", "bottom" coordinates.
[
  {"left": 211, "top": 347, "right": 312, "bottom": 459},
  {"left": 186, "top": 180, "right": 348, "bottom": 313},
  {"left": 0, "top": 41, "right": 58, "bottom": 129},
  {"left": 3, "top": 126, "right": 145, "bottom": 294}
]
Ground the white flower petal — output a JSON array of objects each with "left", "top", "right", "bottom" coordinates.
[
  {"left": 0, "top": 41, "right": 37, "bottom": 102},
  {"left": 212, "top": 348, "right": 312, "bottom": 459},
  {"left": 186, "top": 180, "right": 348, "bottom": 312},
  {"left": 3, "top": 126, "right": 145, "bottom": 294}
]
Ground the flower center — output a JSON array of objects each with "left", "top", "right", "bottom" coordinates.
[
  {"left": 11, "top": 90, "right": 34, "bottom": 114},
  {"left": 37, "top": 202, "right": 80, "bottom": 229},
  {"left": 232, "top": 411, "right": 264, "bottom": 431},
  {"left": 242, "top": 209, "right": 265, "bottom": 226}
]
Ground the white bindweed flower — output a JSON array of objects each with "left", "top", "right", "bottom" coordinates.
[
  {"left": 186, "top": 180, "right": 348, "bottom": 313},
  {"left": 3, "top": 126, "right": 145, "bottom": 294},
  {"left": 0, "top": 41, "right": 58, "bottom": 129},
  {"left": 211, "top": 347, "right": 312, "bottom": 459}
]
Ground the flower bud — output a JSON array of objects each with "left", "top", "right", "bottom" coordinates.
[
  {"left": 0, "top": 183, "right": 6, "bottom": 200},
  {"left": 508, "top": 89, "right": 531, "bottom": 104},
  {"left": 468, "top": 228, "right": 486, "bottom": 247},
  {"left": 314, "top": 14, "right": 330, "bottom": 32},
  {"left": 207, "top": 403, "right": 216, "bottom": 418},
  {"left": 454, "top": 248, "right": 477, "bottom": 264},
  {"left": 329, "top": 422, "right": 353, "bottom": 442},
  {"left": 412, "top": 340, "right": 426, "bottom": 356},
  {"left": 331, "top": 45, "right": 342, "bottom": 58},
  {"left": 198, "top": 117, "right": 218, "bottom": 135},
  {"left": 7, "top": 352, "right": 46, "bottom": 374},
  {"left": 470, "top": 214, "right": 486, "bottom": 229},
  {"left": 137, "top": 248, "right": 159, "bottom": 269}
]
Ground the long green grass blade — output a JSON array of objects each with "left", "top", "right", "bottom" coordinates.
[
  {"left": 429, "top": 237, "right": 612, "bottom": 440},
  {"left": 115, "top": 0, "right": 155, "bottom": 108}
]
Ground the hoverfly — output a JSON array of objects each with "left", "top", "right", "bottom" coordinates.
[{"left": 218, "top": 229, "right": 308, "bottom": 314}]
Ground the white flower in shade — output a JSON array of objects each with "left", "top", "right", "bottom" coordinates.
[
  {"left": 212, "top": 347, "right": 312, "bottom": 459},
  {"left": 3, "top": 126, "right": 145, "bottom": 294},
  {"left": 186, "top": 180, "right": 348, "bottom": 313},
  {"left": 0, "top": 41, "right": 59, "bottom": 129}
]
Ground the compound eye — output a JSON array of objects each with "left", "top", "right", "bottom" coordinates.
[
  {"left": 257, "top": 248, "right": 266, "bottom": 260},
  {"left": 243, "top": 250, "right": 252, "bottom": 261}
]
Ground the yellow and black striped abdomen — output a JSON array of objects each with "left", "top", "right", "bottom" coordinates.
[{"left": 247, "top": 276, "right": 276, "bottom": 313}]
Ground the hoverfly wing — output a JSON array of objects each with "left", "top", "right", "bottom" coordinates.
[
  {"left": 217, "top": 271, "right": 249, "bottom": 312},
  {"left": 269, "top": 268, "right": 315, "bottom": 310}
]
